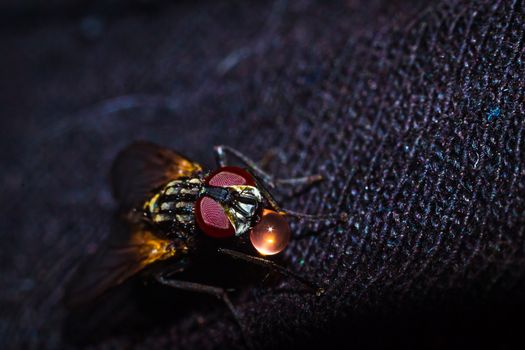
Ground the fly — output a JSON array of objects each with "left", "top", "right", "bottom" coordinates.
[{"left": 65, "top": 141, "right": 344, "bottom": 346}]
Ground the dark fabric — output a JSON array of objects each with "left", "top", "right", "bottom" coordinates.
[{"left": 1, "top": 0, "right": 525, "bottom": 348}]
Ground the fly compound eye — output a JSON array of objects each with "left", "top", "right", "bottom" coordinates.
[
  {"left": 195, "top": 197, "right": 236, "bottom": 238},
  {"left": 249, "top": 209, "right": 291, "bottom": 255}
]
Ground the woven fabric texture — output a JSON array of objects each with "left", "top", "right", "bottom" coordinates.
[{"left": 1, "top": 0, "right": 524, "bottom": 349}]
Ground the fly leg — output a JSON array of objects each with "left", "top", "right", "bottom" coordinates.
[
  {"left": 217, "top": 248, "right": 324, "bottom": 296},
  {"left": 214, "top": 145, "right": 347, "bottom": 223},
  {"left": 258, "top": 147, "right": 279, "bottom": 169},
  {"left": 155, "top": 274, "right": 254, "bottom": 349},
  {"left": 253, "top": 175, "right": 346, "bottom": 223},
  {"left": 214, "top": 145, "right": 322, "bottom": 190}
]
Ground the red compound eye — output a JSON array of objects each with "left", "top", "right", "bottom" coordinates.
[
  {"left": 195, "top": 196, "right": 234, "bottom": 238},
  {"left": 205, "top": 166, "right": 255, "bottom": 187},
  {"left": 196, "top": 166, "right": 255, "bottom": 238}
]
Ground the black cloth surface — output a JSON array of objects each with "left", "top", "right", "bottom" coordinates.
[{"left": 1, "top": 0, "right": 525, "bottom": 349}]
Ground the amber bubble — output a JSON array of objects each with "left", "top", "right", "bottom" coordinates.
[{"left": 250, "top": 210, "right": 291, "bottom": 255}]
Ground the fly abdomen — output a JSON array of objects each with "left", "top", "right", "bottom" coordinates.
[
  {"left": 144, "top": 177, "right": 203, "bottom": 238},
  {"left": 159, "top": 201, "right": 193, "bottom": 213}
]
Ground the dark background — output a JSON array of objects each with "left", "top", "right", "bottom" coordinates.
[{"left": 1, "top": 0, "right": 525, "bottom": 349}]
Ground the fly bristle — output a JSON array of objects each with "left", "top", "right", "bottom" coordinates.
[{"left": 146, "top": 176, "right": 203, "bottom": 238}]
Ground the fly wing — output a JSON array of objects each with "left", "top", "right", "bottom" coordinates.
[
  {"left": 65, "top": 227, "right": 184, "bottom": 308},
  {"left": 111, "top": 141, "right": 202, "bottom": 210}
]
